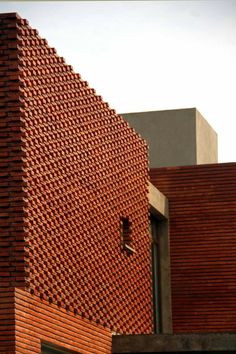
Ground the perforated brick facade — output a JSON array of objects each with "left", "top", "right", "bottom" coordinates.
[{"left": 0, "top": 12, "right": 153, "bottom": 352}]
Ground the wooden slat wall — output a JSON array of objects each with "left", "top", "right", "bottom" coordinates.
[
  {"left": 15, "top": 288, "right": 111, "bottom": 354},
  {"left": 150, "top": 162, "right": 236, "bottom": 333}
]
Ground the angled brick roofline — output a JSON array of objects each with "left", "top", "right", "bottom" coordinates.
[
  {"left": 0, "top": 12, "right": 20, "bottom": 18},
  {"left": 0, "top": 11, "right": 152, "bottom": 336}
]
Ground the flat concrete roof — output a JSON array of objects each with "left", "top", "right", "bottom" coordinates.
[{"left": 112, "top": 333, "right": 236, "bottom": 353}]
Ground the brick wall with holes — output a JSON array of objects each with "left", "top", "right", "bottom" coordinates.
[
  {"left": 150, "top": 162, "right": 236, "bottom": 333},
  {"left": 0, "top": 12, "right": 153, "bottom": 353}
]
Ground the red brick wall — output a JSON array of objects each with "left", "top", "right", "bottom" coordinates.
[
  {"left": 150, "top": 163, "right": 236, "bottom": 333},
  {"left": 0, "top": 289, "right": 15, "bottom": 353},
  {"left": 0, "top": 12, "right": 26, "bottom": 352},
  {"left": 15, "top": 288, "right": 111, "bottom": 354},
  {"left": 0, "top": 11, "right": 153, "bottom": 346}
]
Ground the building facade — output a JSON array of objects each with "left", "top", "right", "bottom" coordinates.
[
  {"left": 1, "top": 11, "right": 236, "bottom": 354},
  {"left": 0, "top": 12, "right": 153, "bottom": 353},
  {"left": 150, "top": 162, "right": 236, "bottom": 333}
]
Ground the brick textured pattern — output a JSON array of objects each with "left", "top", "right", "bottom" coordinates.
[
  {"left": 150, "top": 162, "right": 236, "bottom": 333},
  {"left": 0, "top": 12, "right": 26, "bottom": 354},
  {"left": 15, "top": 288, "right": 111, "bottom": 354},
  {"left": 0, "top": 289, "right": 14, "bottom": 353},
  {"left": 0, "top": 11, "right": 153, "bottom": 342}
]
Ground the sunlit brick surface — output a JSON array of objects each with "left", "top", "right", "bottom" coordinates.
[{"left": 0, "top": 12, "right": 153, "bottom": 336}]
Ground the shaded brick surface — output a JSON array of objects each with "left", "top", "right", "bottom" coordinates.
[
  {"left": 150, "top": 162, "right": 236, "bottom": 333},
  {"left": 0, "top": 12, "right": 26, "bottom": 354},
  {"left": 0, "top": 12, "right": 153, "bottom": 349}
]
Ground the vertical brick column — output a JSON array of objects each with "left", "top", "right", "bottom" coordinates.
[{"left": 0, "top": 13, "right": 25, "bottom": 353}]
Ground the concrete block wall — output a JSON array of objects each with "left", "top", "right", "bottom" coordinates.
[{"left": 122, "top": 108, "right": 218, "bottom": 168}]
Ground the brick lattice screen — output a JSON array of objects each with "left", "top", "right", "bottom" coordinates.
[{"left": 0, "top": 12, "right": 153, "bottom": 345}]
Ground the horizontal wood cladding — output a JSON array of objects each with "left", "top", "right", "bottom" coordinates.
[
  {"left": 150, "top": 162, "right": 236, "bottom": 333},
  {"left": 15, "top": 288, "right": 111, "bottom": 354}
]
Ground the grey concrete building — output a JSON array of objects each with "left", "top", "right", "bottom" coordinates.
[{"left": 121, "top": 108, "right": 218, "bottom": 168}]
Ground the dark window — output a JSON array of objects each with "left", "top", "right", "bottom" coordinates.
[
  {"left": 41, "top": 342, "right": 80, "bottom": 354},
  {"left": 120, "top": 216, "right": 135, "bottom": 253},
  {"left": 150, "top": 213, "right": 162, "bottom": 333}
]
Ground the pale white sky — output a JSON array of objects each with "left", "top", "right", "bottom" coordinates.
[{"left": 1, "top": 0, "right": 236, "bottom": 162}]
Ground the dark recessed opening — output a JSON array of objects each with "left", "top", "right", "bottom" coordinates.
[
  {"left": 120, "top": 216, "right": 135, "bottom": 254},
  {"left": 41, "top": 342, "right": 81, "bottom": 354}
]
